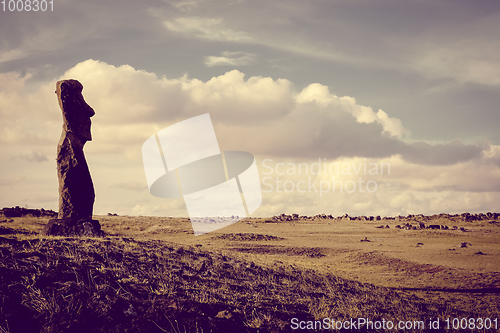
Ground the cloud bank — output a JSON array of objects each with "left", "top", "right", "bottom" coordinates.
[{"left": 1, "top": 59, "right": 499, "bottom": 217}]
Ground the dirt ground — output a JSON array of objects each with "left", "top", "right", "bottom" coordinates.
[
  {"left": 79, "top": 215, "right": 500, "bottom": 290},
  {"left": 4, "top": 214, "right": 500, "bottom": 317}
]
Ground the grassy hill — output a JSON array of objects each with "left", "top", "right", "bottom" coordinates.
[{"left": 0, "top": 225, "right": 484, "bottom": 332}]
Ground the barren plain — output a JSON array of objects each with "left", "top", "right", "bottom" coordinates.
[{"left": 1, "top": 213, "right": 499, "bottom": 332}]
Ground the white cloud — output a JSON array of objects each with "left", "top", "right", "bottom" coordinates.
[
  {"left": 150, "top": 1, "right": 500, "bottom": 88},
  {"left": 170, "top": 0, "right": 200, "bottom": 12},
  {"left": 0, "top": 71, "right": 59, "bottom": 146},
  {"left": 0, "top": 59, "right": 485, "bottom": 164},
  {"left": 0, "top": 176, "right": 25, "bottom": 187},
  {"left": 204, "top": 51, "right": 256, "bottom": 67},
  {"left": 163, "top": 17, "right": 252, "bottom": 42},
  {"left": 112, "top": 181, "right": 148, "bottom": 192},
  {"left": 257, "top": 153, "right": 500, "bottom": 217},
  {"left": 414, "top": 41, "right": 500, "bottom": 87},
  {"left": 296, "top": 83, "right": 411, "bottom": 138},
  {"left": 60, "top": 60, "right": 293, "bottom": 127},
  {"left": 0, "top": 59, "right": 487, "bottom": 167},
  {"left": 11, "top": 150, "right": 48, "bottom": 163},
  {"left": 0, "top": 49, "right": 28, "bottom": 64},
  {"left": 0, "top": 20, "right": 74, "bottom": 65},
  {"left": 0, "top": 72, "right": 33, "bottom": 93},
  {"left": 0, "top": 59, "right": 498, "bottom": 217},
  {"left": 412, "top": 14, "right": 500, "bottom": 87}
]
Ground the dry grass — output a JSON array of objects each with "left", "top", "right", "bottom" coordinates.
[
  {"left": 0, "top": 215, "right": 499, "bottom": 332},
  {"left": 0, "top": 236, "right": 482, "bottom": 332}
]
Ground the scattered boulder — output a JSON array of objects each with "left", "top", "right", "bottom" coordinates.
[
  {"left": 0, "top": 226, "right": 36, "bottom": 235},
  {"left": 216, "top": 310, "right": 233, "bottom": 320},
  {"left": 360, "top": 237, "right": 370, "bottom": 242},
  {"left": 212, "top": 233, "right": 284, "bottom": 241},
  {"left": 1, "top": 206, "right": 57, "bottom": 218},
  {"left": 123, "top": 303, "right": 137, "bottom": 317},
  {"left": 42, "top": 218, "right": 102, "bottom": 237},
  {"left": 260, "top": 212, "right": 500, "bottom": 223}
]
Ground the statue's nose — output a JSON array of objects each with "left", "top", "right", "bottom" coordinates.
[
  {"left": 85, "top": 102, "right": 95, "bottom": 117},
  {"left": 78, "top": 96, "right": 95, "bottom": 117}
]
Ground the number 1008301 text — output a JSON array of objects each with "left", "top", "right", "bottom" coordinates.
[{"left": 2, "top": 0, "right": 53, "bottom": 11}]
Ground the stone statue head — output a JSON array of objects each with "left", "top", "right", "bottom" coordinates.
[{"left": 56, "top": 79, "right": 95, "bottom": 142}]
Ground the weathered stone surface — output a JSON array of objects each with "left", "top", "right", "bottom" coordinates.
[
  {"left": 56, "top": 79, "right": 95, "bottom": 220},
  {"left": 42, "top": 218, "right": 103, "bottom": 237},
  {"left": 42, "top": 79, "right": 101, "bottom": 237}
]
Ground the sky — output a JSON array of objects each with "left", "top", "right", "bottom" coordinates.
[{"left": 1, "top": 0, "right": 500, "bottom": 218}]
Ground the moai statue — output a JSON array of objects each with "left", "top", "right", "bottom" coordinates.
[{"left": 42, "top": 80, "right": 102, "bottom": 237}]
